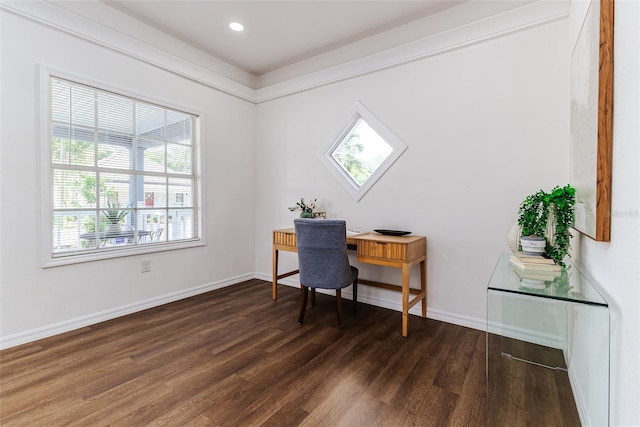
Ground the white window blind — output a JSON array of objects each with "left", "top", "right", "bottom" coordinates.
[{"left": 48, "top": 76, "right": 200, "bottom": 259}]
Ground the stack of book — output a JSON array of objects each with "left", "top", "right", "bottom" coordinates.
[{"left": 509, "top": 251, "right": 561, "bottom": 281}]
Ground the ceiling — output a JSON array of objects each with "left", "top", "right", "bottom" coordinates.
[{"left": 100, "top": 1, "right": 464, "bottom": 76}]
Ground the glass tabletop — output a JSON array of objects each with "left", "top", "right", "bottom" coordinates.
[{"left": 487, "top": 252, "right": 607, "bottom": 306}]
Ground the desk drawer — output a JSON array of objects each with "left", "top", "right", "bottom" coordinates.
[
  {"left": 358, "top": 241, "right": 408, "bottom": 261},
  {"left": 273, "top": 230, "right": 297, "bottom": 248}
]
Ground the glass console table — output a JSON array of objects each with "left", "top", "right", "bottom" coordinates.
[{"left": 486, "top": 252, "right": 609, "bottom": 426}]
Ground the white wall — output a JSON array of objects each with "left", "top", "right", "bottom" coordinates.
[
  {"left": 569, "top": 1, "right": 640, "bottom": 425},
  {"left": 254, "top": 18, "right": 570, "bottom": 329},
  {"left": 0, "top": 11, "right": 257, "bottom": 346}
]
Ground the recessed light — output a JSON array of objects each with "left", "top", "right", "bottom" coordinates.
[{"left": 229, "top": 22, "right": 244, "bottom": 32}]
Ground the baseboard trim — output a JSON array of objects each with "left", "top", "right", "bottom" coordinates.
[
  {"left": 2, "top": 273, "right": 565, "bottom": 351},
  {"left": 0, "top": 273, "right": 254, "bottom": 350},
  {"left": 486, "top": 320, "right": 565, "bottom": 350},
  {"left": 254, "top": 272, "right": 487, "bottom": 332},
  {"left": 568, "top": 359, "right": 590, "bottom": 427}
]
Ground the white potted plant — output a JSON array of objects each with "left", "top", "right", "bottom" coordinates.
[
  {"left": 102, "top": 202, "right": 130, "bottom": 233},
  {"left": 517, "top": 185, "right": 576, "bottom": 265}
]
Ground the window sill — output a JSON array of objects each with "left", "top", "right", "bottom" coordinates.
[{"left": 44, "top": 239, "right": 205, "bottom": 268}]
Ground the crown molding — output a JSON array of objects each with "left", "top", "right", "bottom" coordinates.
[
  {"left": 254, "top": 0, "right": 570, "bottom": 103},
  {"left": 0, "top": 0, "right": 256, "bottom": 102},
  {"left": 1, "top": 0, "right": 569, "bottom": 105}
]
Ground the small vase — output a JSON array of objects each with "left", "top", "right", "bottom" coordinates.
[{"left": 300, "top": 212, "right": 313, "bottom": 219}]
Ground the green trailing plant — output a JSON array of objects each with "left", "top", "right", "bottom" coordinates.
[
  {"left": 549, "top": 268, "right": 573, "bottom": 296},
  {"left": 517, "top": 190, "right": 549, "bottom": 238},
  {"left": 545, "top": 185, "right": 576, "bottom": 265},
  {"left": 517, "top": 184, "right": 576, "bottom": 266}
]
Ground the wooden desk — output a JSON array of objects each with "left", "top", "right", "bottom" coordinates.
[{"left": 272, "top": 228, "right": 427, "bottom": 337}]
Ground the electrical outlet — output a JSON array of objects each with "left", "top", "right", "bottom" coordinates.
[{"left": 141, "top": 259, "right": 151, "bottom": 273}]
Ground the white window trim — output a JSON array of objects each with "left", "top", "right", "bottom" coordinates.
[
  {"left": 319, "top": 101, "right": 407, "bottom": 201},
  {"left": 39, "top": 66, "right": 206, "bottom": 267}
]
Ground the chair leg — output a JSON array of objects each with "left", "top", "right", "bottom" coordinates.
[
  {"left": 336, "top": 289, "right": 343, "bottom": 328},
  {"left": 298, "top": 286, "right": 309, "bottom": 324},
  {"left": 352, "top": 279, "right": 358, "bottom": 313},
  {"left": 311, "top": 288, "right": 316, "bottom": 306}
]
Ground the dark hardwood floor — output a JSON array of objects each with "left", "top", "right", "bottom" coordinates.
[
  {"left": 487, "top": 335, "right": 580, "bottom": 426},
  {"left": 0, "top": 279, "right": 578, "bottom": 426}
]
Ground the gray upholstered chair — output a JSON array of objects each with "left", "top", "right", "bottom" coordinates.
[{"left": 293, "top": 219, "right": 358, "bottom": 327}]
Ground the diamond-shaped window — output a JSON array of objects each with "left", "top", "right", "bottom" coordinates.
[
  {"left": 320, "top": 102, "right": 407, "bottom": 201},
  {"left": 332, "top": 119, "right": 393, "bottom": 186}
]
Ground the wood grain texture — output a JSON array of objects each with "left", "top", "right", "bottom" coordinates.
[
  {"left": 596, "top": 0, "right": 614, "bottom": 241},
  {"left": 1, "top": 279, "right": 578, "bottom": 426}
]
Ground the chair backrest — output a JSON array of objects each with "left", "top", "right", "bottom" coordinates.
[
  {"left": 153, "top": 228, "right": 164, "bottom": 241},
  {"left": 294, "top": 219, "right": 353, "bottom": 289}
]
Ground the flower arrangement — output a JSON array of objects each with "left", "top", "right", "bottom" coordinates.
[{"left": 288, "top": 198, "right": 317, "bottom": 218}]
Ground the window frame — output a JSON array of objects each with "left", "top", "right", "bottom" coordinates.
[
  {"left": 39, "top": 67, "right": 206, "bottom": 267},
  {"left": 319, "top": 102, "right": 407, "bottom": 201}
]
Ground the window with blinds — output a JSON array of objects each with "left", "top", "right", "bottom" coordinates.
[{"left": 48, "top": 75, "right": 200, "bottom": 260}]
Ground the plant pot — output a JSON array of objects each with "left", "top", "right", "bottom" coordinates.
[
  {"left": 520, "top": 236, "right": 546, "bottom": 256},
  {"left": 299, "top": 212, "right": 313, "bottom": 218},
  {"left": 106, "top": 223, "right": 122, "bottom": 234}
]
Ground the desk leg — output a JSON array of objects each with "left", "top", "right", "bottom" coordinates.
[
  {"left": 401, "top": 263, "right": 410, "bottom": 338},
  {"left": 420, "top": 259, "right": 427, "bottom": 318},
  {"left": 272, "top": 246, "right": 279, "bottom": 300}
]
